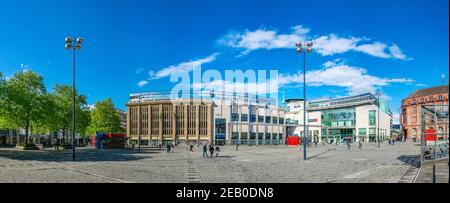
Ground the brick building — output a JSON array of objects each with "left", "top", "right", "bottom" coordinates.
[{"left": 401, "top": 85, "right": 449, "bottom": 141}]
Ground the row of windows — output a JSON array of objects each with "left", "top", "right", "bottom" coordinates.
[
  {"left": 408, "top": 95, "right": 445, "bottom": 105},
  {"left": 231, "top": 114, "right": 284, "bottom": 124},
  {"left": 231, "top": 132, "right": 283, "bottom": 140}
]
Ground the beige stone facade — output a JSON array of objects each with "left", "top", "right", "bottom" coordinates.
[{"left": 126, "top": 99, "right": 214, "bottom": 145}]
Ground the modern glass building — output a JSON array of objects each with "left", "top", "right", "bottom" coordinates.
[{"left": 285, "top": 93, "right": 393, "bottom": 143}]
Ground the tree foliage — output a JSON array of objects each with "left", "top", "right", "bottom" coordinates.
[{"left": 88, "top": 98, "right": 123, "bottom": 134}]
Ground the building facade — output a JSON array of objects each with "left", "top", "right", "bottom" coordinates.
[
  {"left": 285, "top": 93, "right": 393, "bottom": 143},
  {"left": 115, "top": 108, "right": 127, "bottom": 131},
  {"left": 401, "top": 85, "right": 449, "bottom": 141},
  {"left": 126, "top": 92, "right": 285, "bottom": 146}
]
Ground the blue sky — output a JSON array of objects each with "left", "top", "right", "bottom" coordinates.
[{"left": 0, "top": 0, "right": 448, "bottom": 123}]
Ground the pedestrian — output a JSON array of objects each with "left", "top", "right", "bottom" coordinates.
[
  {"left": 202, "top": 144, "right": 208, "bottom": 157},
  {"left": 190, "top": 144, "right": 194, "bottom": 152},
  {"left": 236, "top": 143, "right": 239, "bottom": 151},
  {"left": 166, "top": 143, "right": 171, "bottom": 153},
  {"left": 209, "top": 145, "right": 214, "bottom": 158},
  {"left": 215, "top": 145, "right": 220, "bottom": 157},
  {"left": 358, "top": 139, "right": 363, "bottom": 151}
]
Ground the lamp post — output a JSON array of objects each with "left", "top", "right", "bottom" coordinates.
[
  {"left": 65, "top": 37, "right": 83, "bottom": 161},
  {"left": 138, "top": 95, "right": 142, "bottom": 152},
  {"left": 375, "top": 92, "right": 382, "bottom": 148},
  {"left": 296, "top": 41, "right": 313, "bottom": 160}
]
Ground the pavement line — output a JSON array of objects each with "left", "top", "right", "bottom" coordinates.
[{"left": 51, "top": 162, "right": 132, "bottom": 183}]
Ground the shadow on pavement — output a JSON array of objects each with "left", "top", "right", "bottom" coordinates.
[
  {"left": 0, "top": 147, "right": 161, "bottom": 163},
  {"left": 308, "top": 148, "right": 336, "bottom": 160},
  {"left": 397, "top": 155, "right": 421, "bottom": 168}
]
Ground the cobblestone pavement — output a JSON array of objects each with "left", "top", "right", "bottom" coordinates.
[{"left": 0, "top": 142, "right": 425, "bottom": 183}]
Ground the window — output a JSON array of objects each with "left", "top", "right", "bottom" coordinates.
[
  {"left": 231, "top": 113, "right": 239, "bottom": 122},
  {"left": 265, "top": 116, "right": 271, "bottom": 124},
  {"left": 273, "top": 117, "right": 278, "bottom": 124},
  {"left": 438, "top": 95, "right": 443, "bottom": 101},
  {"left": 429, "top": 96, "right": 434, "bottom": 102},
  {"left": 258, "top": 116, "right": 264, "bottom": 123},
  {"left": 279, "top": 118, "right": 284, "bottom": 124},
  {"left": 420, "top": 98, "right": 425, "bottom": 103},
  {"left": 412, "top": 128, "right": 417, "bottom": 138},
  {"left": 359, "top": 128, "right": 367, "bottom": 136},
  {"left": 369, "top": 128, "right": 376, "bottom": 135},
  {"left": 241, "top": 114, "right": 248, "bottom": 122},
  {"left": 369, "top": 110, "right": 376, "bottom": 126},
  {"left": 250, "top": 114, "right": 256, "bottom": 123}
]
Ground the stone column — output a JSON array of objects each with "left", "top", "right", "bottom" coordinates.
[
  {"left": 238, "top": 105, "right": 242, "bottom": 144},
  {"left": 148, "top": 105, "right": 152, "bottom": 146},
  {"left": 137, "top": 104, "right": 141, "bottom": 146},
  {"left": 255, "top": 107, "right": 259, "bottom": 146},
  {"left": 172, "top": 104, "right": 176, "bottom": 144},
  {"left": 207, "top": 104, "right": 213, "bottom": 144},
  {"left": 196, "top": 104, "right": 200, "bottom": 145},
  {"left": 159, "top": 104, "right": 163, "bottom": 145},
  {"left": 184, "top": 104, "right": 188, "bottom": 143},
  {"left": 126, "top": 106, "right": 131, "bottom": 145}
]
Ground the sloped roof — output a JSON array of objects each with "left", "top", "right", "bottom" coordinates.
[{"left": 407, "top": 85, "right": 449, "bottom": 99}]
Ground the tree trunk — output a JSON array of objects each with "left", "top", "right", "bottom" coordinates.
[{"left": 25, "top": 121, "right": 29, "bottom": 145}]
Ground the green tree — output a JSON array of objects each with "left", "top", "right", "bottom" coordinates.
[
  {"left": 2, "top": 70, "right": 47, "bottom": 144},
  {"left": 88, "top": 98, "right": 123, "bottom": 134},
  {"left": 49, "top": 84, "right": 91, "bottom": 143}
]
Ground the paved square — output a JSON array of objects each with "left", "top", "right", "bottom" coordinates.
[{"left": 0, "top": 142, "right": 439, "bottom": 183}]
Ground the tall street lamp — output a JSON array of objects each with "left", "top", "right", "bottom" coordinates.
[
  {"left": 65, "top": 36, "right": 83, "bottom": 161},
  {"left": 375, "top": 92, "right": 383, "bottom": 148},
  {"left": 296, "top": 41, "right": 313, "bottom": 160}
]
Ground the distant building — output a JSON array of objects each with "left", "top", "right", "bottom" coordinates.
[
  {"left": 115, "top": 108, "right": 127, "bottom": 130},
  {"left": 126, "top": 91, "right": 285, "bottom": 146},
  {"left": 285, "top": 93, "right": 393, "bottom": 143},
  {"left": 401, "top": 85, "right": 449, "bottom": 141}
]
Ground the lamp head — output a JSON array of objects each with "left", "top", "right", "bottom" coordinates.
[
  {"left": 306, "top": 41, "right": 313, "bottom": 47},
  {"left": 76, "top": 37, "right": 84, "bottom": 44},
  {"left": 296, "top": 41, "right": 302, "bottom": 48},
  {"left": 65, "top": 37, "right": 72, "bottom": 43}
]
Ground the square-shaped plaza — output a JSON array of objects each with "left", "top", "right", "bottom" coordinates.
[{"left": 1, "top": 142, "right": 446, "bottom": 183}]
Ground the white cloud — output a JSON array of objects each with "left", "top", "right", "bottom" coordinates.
[
  {"left": 218, "top": 25, "right": 308, "bottom": 55},
  {"left": 313, "top": 34, "right": 361, "bottom": 56},
  {"left": 278, "top": 61, "right": 414, "bottom": 96},
  {"left": 218, "top": 25, "right": 411, "bottom": 60},
  {"left": 415, "top": 83, "right": 428, "bottom": 87},
  {"left": 354, "top": 42, "right": 390, "bottom": 58},
  {"left": 149, "top": 53, "right": 220, "bottom": 79},
  {"left": 389, "top": 44, "right": 410, "bottom": 60},
  {"left": 137, "top": 80, "right": 148, "bottom": 88}
]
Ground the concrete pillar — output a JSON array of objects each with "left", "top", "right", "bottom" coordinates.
[
  {"left": 172, "top": 104, "right": 176, "bottom": 144},
  {"left": 207, "top": 104, "right": 213, "bottom": 144},
  {"left": 184, "top": 104, "right": 188, "bottom": 143},
  {"left": 16, "top": 129, "right": 20, "bottom": 145},
  {"left": 137, "top": 104, "right": 141, "bottom": 146},
  {"left": 148, "top": 105, "right": 152, "bottom": 146},
  {"left": 126, "top": 106, "right": 131, "bottom": 145},
  {"left": 238, "top": 105, "right": 242, "bottom": 144},
  {"left": 159, "top": 104, "right": 163, "bottom": 144},
  {"left": 196, "top": 104, "right": 200, "bottom": 145},
  {"left": 255, "top": 107, "right": 259, "bottom": 146}
]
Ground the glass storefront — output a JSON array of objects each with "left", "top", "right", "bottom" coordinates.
[{"left": 321, "top": 108, "right": 356, "bottom": 142}]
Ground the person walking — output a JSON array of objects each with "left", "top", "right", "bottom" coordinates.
[
  {"left": 209, "top": 145, "right": 214, "bottom": 158},
  {"left": 215, "top": 145, "right": 220, "bottom": 157},
  {"left": 346, "top": 138, "right": 351, "bottom": 150},
  {"left": 202, "top": 144, "right": 208, "bottom": 157},
  {"left": 190, "top": 143, "right": 194, "bottom": 152},
  {"left": 358, "top": 139, "right": 363, "bottom": 151},
  {"left": 166, "top": 143, "right": 171, "bottom": 153},
  {"left": 236, "top": 143, "right": 239, "bottom": 151}
]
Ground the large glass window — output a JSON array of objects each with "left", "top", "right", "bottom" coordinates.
[
  {"left": 265, "top": 116, "right": 271, "bottom": 124},
  {"left": 279, "top": 118, "right": 284, "bottom": 124},
  {"left": 215, "top": 118, "right": 226, "bottom": 139},
  {"left": 241, "top": 114, "right": 248, "bottom": 122},
  {"left": 258, "top": 116, "right": 264, "bottom": 123},
  {"left": 359, "top": 128, "right": 367, "bottom": 136},
  {"left": 231, "top": 113, "right": 239, "bottom": 122},
  {"left": 369, "top": 128, "right": 376, "bottom": 135},
  {"left": 321, "top": 107, "right": 356, "bottom": 128},
  {"left": 272, "top": 117, "right": 278, "bottom": 124},
  {"left": 369, "top": 110, "right": 376, "bottom": 126},
  {"left": 250, "top": 114, "right": 256, "bottom": 123}
]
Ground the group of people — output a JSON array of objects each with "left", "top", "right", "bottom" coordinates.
[{"left": 200, "top": 144, "right": 220, "bottom": 158}]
